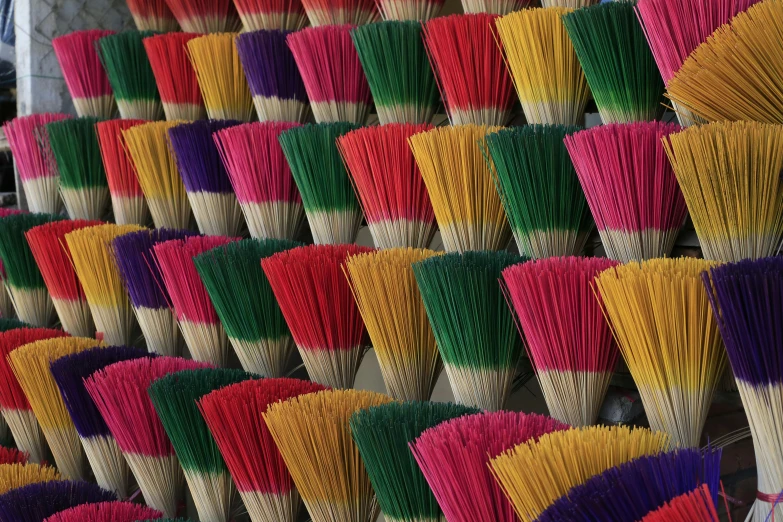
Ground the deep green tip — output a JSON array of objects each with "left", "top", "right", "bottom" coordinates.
[
  {"left": 98, "top": 30, "right": 161, "bottom": 102},
  {"left": 0, "top": 317, "right": 30, "bottom": 332},
  {"left": 46, "top": 117, "right": 108, "bottom": 190},
  {"left": 0, "top": 213, "right": 65, "bottom": 289}
]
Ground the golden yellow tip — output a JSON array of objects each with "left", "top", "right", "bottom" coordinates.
[{"left": 0, "top": 462, "right": 61, "bottom": 495}]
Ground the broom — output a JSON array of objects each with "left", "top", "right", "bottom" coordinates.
[
  {"left": 344, "top": 248, "right": 443, "bottom": 401},
  {"left": 337, "top": 124, "right": 436, "bottom": 249},
  {"left": 0, "top": 209, "right": 23, "bottom": 320},
  {"left": 52, "top": 30, "right": 116, "bottom": 119},
  {"left": 0, "top": 447, "right": 28, "bottom": 465},
  {"left": 84, "top": 357, "right": 212, "bottom": 518},
  {"left": 148, "top": 368, "right": 255, "bottom": 522},
  {"left": 213, "top": 122, "right": 305, "bottom": 240},
  {"left": 153, "top": 236, "right": 237, "bottom": 366},
  {"left": 42, "top": 501, "right": 162, "bottom": 522},
  {"left": 263, "top": 389, "right": 394, "bottom": 522},
  {"left": 3, "top": 113, "right": 71, "bottom": 215},
  {"left": 235, "top": 30, "right": 310, "bottom": 123},
  {"left": 351, "top": 22, "right": 439, "bottom": 125},
  {"left": 488, "top": 425, "right": 671, "bottom": 521},
  {"left": 0, "top": 328, "right": 68, "bottom": 463},
  {"left": 595, "top": 258, "right": 727, "bottom": 448},
  {"left": 350, "top": 401, "right": 479, "bottom": 522},
  {"left": 164, "top": 0, "right": 242, "bottom": 33},
  {"left": 300, "top": 0, "right": 378, "bottom": 25},
  {"left": 641, "top": 485, "right": 721, "bottom": 522},
  {"left": 564, "top": 122, "right": 687, "bottom": 263},
  {"left": 562, "top": 1, "right": 665, "bottom": 123},
  {"left": 198, "top": 378, "right": 327, "bottom": 522},
  {"left": 422, "top": 14, "right": 515, "bottom": 126},
  {"left": 502, "top": 256, "right": 620, "bottom": 427},
  {"left": 112, "top": 228, "right": 196, "bottom": 356},
  {"left": 663, "top": 121, "right": 783, "bottom": 262},
  {"left": 278, "top": 123, "right": 363, "bottom": 244},
  {"left": 9, "top": 337, "right": 103, "bottom": 480},
  {"left": 705, "top": 257, "right": 783, "bottom": 522},
  {"left": 45, "top": 118, "right": 110, "bottom": 221},
  {"left": 194, "top": 238, "right": 301, "bottom": 377},
  {"left": 375, "top": 0, "right": 443, "bottom": 20},
  {"left": 0, "top": 318, "right": 27, "bottom": 332},
  {"left": 49, "top": 346, "right": 152, "bottom": 498},
  {"left": 483, "top": 125, "right": 591, "bottom": 258},
  {"left": 233, "top": 0, "right": 307, "bottom": 30},
  {"left": 98, "top": 31, "right": 162, "bottom": 121},
  {"left": 409, "top": 411, "right": 568, "bottom": 522},
  {"left": 65, "top": 224, "right": 145, "bottom": 346},
  {"left": 0, "top": 213, "right": 65, "bottom": 327},
  {"left": 286, "top": 26, "right": 372, "bottom": 124},
  {"left": 412, "top": 251, "right": 524, "bottom": 410},
  {"left": 0, "top": 462, "right": 60, "bottom": 494},
  {"left": 122, "top": 121, "right": 193, "bottom": 229},
  {"left": 666, "top": 0, "right": 783, "bottom": 124},
  {"left": 143, "top": 33, "right": 206, "bottom": 121},
  {"left": 124, "top": 0, "right": 179, "bottom": 31},
  {"left": 496, "top": 7, "right": 588, "bottom": 126},
  {"left": 94, "top": 119, "right": 150, "bottom": 226},
  {"left": 261, "top": 244, "right": 373, "bottom": 388},
  {"left": 0, "top": 481, "right": 116, "bottom": 522},
  {"left": 187, "top": 34, "right": 254, "bottom": 122},
  {"left": 408, "top": 125, "right": 511, "bottom": 253},
  {"left": 25, "top": 220, "right": 102, "bottom": 337},
  {"left": 167, "top": 120, "right": 245, "bottom": 237}
]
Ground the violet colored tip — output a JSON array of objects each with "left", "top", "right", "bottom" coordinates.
[
  {"left": 0, "top": 480, "right": 116, "bottom": 522},
  {"left": 50, "top": 345, "right": 153, "bottom": 439},
  {"left": 112, "top": 228, "right": 197, "bottom": 309},
  {"left": 705, "top": 256, "right": 783, "bottom": 386},
  {"left": 536, "top": 447, "right": 722, "bottom": 522},
  {"left": 168, "top": 120, "right": 241, "bottom": 194},
  {"left": 236, "top": 30, "right": 307, "bottom": 102}
]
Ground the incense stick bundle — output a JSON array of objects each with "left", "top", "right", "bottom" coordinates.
[
  {"left": 351, "top": 22, "right": 438, "bottom": 124},
  {"left": 164, "top": 0, "right": 242, "bottom": 33},
  {"left": 300, "top": 0, "right": 378, "bottom": 25},
  {"left": 595, "top": 258, "right": 726, "bottom": 448},
  {"left": 287, "top": 26, "right": 372, "bottom": 124},
  {"left": 408, "top": 125, "right": 511, "bottom": 252},
  {"left": 195, "top": 239, "right": 301, "bottom": 377},
  {"left": 409, "top": 411, "right": 568, "bottom": 522},
  {"left": 45, "top": 118, "right": 109, "bottom": 221},
  {"left": 0, "top": 213, "right": 64, "bottom": 327},
  {"left": 535, "top": 448, "right": 722, "bottom": 522},
  {"left": 422, "top": 14, "right": 515, "bottom": 125},
  {"left": 112, "top": 228, "right": 196, "bottom": 356},
  {"left": 65, "top": 224, "right": 145, "bottom": 346},
  {"left": 234, "top": 0, "right": 307, "bottom": 30},
  {"left": 705, "top": 257, "right": 783, "bottom": 521},
  {"left": 10, "top": 337, "right": 102, "bottom": 480},
  {"left": 0, "top": 328, "right": 68, "bottom": 463},
  {"left": 52, "top": 30, "right": 116, "bottom": 119},
  {"left": 124, "top": 0, "right": 179, "bottom": 31},
  {"left": 502, "top": 256, "right": 619, "bottom": 427},
  {"left": 350, "top": 401, "right": 479, "bottom": 522},
  {"left": 213, "top": 122, "right": 305, "bottom": 240},
  {"left": 168, "top": 120, "right": 244, "bottom": 236},
  {"left": 375, "top": 0, "right": 443, "bottom": 20},
  {"left": 344, "top": 248, "right": 442, "bottom": 401},
  {"left": 42, "top": 501, "right": 162, "bottom": 522},
  {"left": 483, "top": 125, "right": 590, "bottom": 258},
  {"left": 0, "top": 481, "right": 116, "bottom": 522},
  {"left": 149, "top": 369, "right": 254, "bottom": 522},
  {"left": 153, "top": 236, "right": 236, "bottom": 366},
  {"left": 640, "top": 485, "right": 720, "bottom": 522},
  {"left": 338, "top": 124, "right": 436, "bottom": 249},
  {"left": 278, "top": 123, "right": 363, "bottom": 244},
  {"left": 0, "top": 463, "right": 60, "bottom": 494},
  {"left": 50, "top": 346, "right": 151, "bottom": 498},
  {"left": 264, "top": 389, "right": 393, "bottom": 522},
  {"left": 198, "top": 378, "right": 327, "bottom": 522},
  {"left": 84, "top": 357, "right": 212, "bottom": 517},
  {"left": 462, "top": 0, "right": 528, "bottom": 14},
  {"left": 26, "top": 220, "right": 102, "bottom": 337},
  {"left": 187, "top": 34, "right": 254, "bottom": 122},
  {"left": 122, "top": 121, "right": 193, "bottom": 229},
  {"left": 663, "top": 121, "right": 783, "bottom": 262},
  {"left": 235, "top": 31, "right": 310, "bottom": 123},
  {"left": 261, "top": 244, "right": 373, "bottom": 388},
  {"left": 0, "top": 318, "right": 28, "bottom": 332},
  {"left": 143, "top": 33, "right": 206, "bottom": 121},
  {"left": 98, "top": 31, "right": 162, "bottom": 121},
  {"left": 488, "top": 425, "right": 670, "bottom": 521},
  {"left": 0, "top": 447, "right": 29, "bottom": 465},
  {"left": 666, "top": 0, "right": 783, "bottom": 124},
  {"left": 412, "top": 251, "right": 525, "bottom": 410},
  {"left": 565, "top": 122, "right": 686, "bottom": 263},
  {"left": 3, "top": 114, "right": 71, "bottom": 215},
  {"left": 0, "top": 209, "right": 23, "bottom": 321}
]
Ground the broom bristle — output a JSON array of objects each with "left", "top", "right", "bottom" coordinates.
[
  {"left": 0, "top": 480, "right": 116, "bottom": 522},
  {"left": 52, "top": 30, "right": 116, "bottom": 119},
  {"left": 286, "top": 26, "right": 372, "bottom": 124},
  {"left": 300, "top": 0, "right": 379, "bottom": 26},
  {"left": 0, "top": 462, "right": 60, "bottom": 495},
  {"left": 42, "top": 500, "right": 162, "bottom": 522},
  {"left": 409, "top": 411, "right": 568, "bottom": 522},
  {"left": 124, "top": 0, "right": 178, "bottom": 32},
  {"left": 641, "top": 485, "right": 721, "bottom": 522},
  {"left": 234, "top": 0, "right": 307, "bottom": 30},
  {"left": 213, "top": 122, "right": 304, "bottom": 240},
  {"left": 0, "top": 447, "right": 28, "bottom": 465},
  {"left": 261, "top": 244, "right": 373, "bottom": 388},
  {"left": 164, "top": 0, "right": 242, "bottom": 33},
  {"left": 142, "top": 33, "right": 205, "bottom": 122}
]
